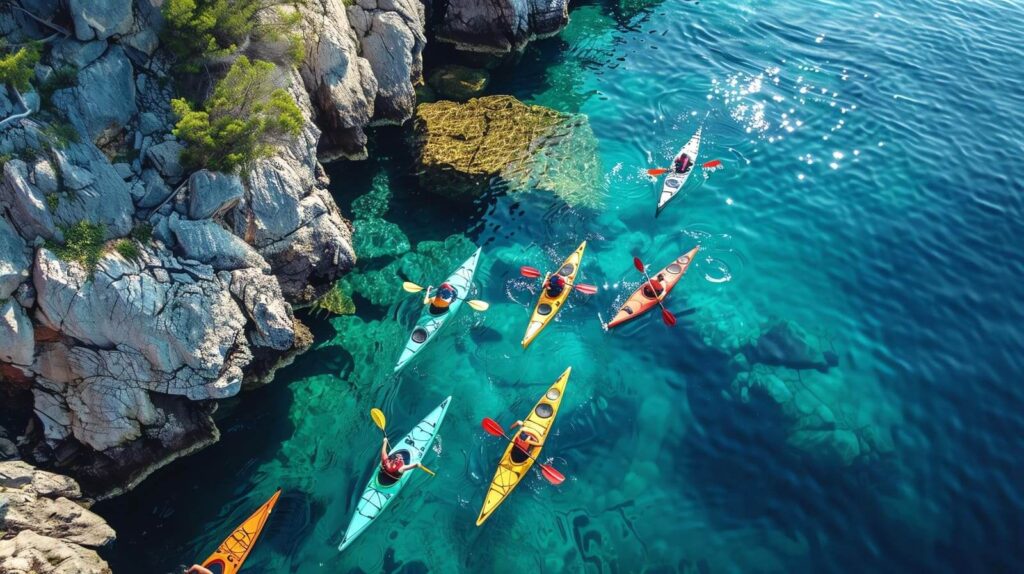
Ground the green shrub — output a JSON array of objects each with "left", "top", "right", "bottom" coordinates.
[
  {"left": 114, "top": 239, "right": 141, "bottom": 261},
  {"left": 162, "top": 0, "right": 307, "bottom": 69},
  {"left": 40, "top": 122, "right": 81, "bottom": 148},
  {"left": 46, "top": 194, "right": 60, "bottom": 210},
  {"left": 0, "top": 43, "right": 40, "bottom": 91},
  {"left": 52, "top": 221, "right": 106, "bottom": 273},
  {"left": 130, "top": 223, "right": 154, "bottom": 243},
  {"left": 171, "top": 56, "right": 303, "bottom": 173},
  {"left": 37, "top": 66, "right": 78, "bottom": 111}
]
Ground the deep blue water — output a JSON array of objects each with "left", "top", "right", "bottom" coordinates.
[{"left": 98, "top": 0, "right": 1024, "bottom": 572}]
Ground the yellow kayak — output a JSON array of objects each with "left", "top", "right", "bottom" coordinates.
[
  {"left": 521, "top": 241, "right": 587, "bottom": 348},
  {"left": 200, "top": 489, "right": 281, "bottom": 574},
  {"left": 476, "top": 367, "right": 571, "bottom": 526}
]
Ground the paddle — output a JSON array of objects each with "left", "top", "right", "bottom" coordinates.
[
  {"left": 481, "top": 418, "right": 565, "bottom": 485},
  {"left": 649, "top": 159, "right": 721, "bottom": 177},
  {"left": 632, "top": 257, "right": 677, "bottom": 326},
  {"left": 401, "top": 281, "right": 489, "bottom": 312},
  {"left": 519, "top": 267, "right": 597, "bottom": 295},
  {"left": 646, "top": 168, "right": 669, "bottom": 176},
  {"left": 371, "top": 408, "right": 435, "bottom": 476},
  {"left": 702, "top": 159, "right": 722, "bottom": 169}
]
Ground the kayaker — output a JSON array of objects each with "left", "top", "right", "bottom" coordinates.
[
  {"left": 429, "top": 282, "right": 457, "bottom": 314},
  {"left": 642, "top": 273, "right": 666, "bottom": 299},
  {"left": 545, "top": 274, "right": 567, "bottom": 297},
  {"left": 185, "top": 566, "right": 213, "bottom": 574},
  {"left": 380, "top": 437, "right": 421, "bottom": 479},
  {"left": 510, "top": 420, "right": 542, "bottom": 459},
  {"left": 674, "top": 155, "right": 691, "bottom": 173}
]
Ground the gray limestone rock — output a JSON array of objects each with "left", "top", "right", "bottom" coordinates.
[
  {"left": 52, "top": 46, "right": 137, "bottom": 143},
  {"left": 0, "top": 215, "right": 30, "bottom": 298},
  {"left": 187, "top": 170, "right": 244, "bottom": 220},
  {"left": 0, "top": 299, "right": 34, "bottom": 366},
  {"left": 0, "top": 530, "right": 112, "bottom": 574},
  {"left": 144, "top": 141, "right": 185, "bottom": 184},
  {"left": 68, "top": 0, "right": 133, "bottom": 42},
  {"left": 169, "top": 214, "right": 271, "bottom": 272}
]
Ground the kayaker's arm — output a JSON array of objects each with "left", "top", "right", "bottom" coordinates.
[
  {"left": 186, "top": 566, "right": 214, "bottom": 574},
  {"left": 381, "top": 438, "right": 390, "bottom": 464},
  {"left": 511, "top": 420, "right": 524, "bottom": 429}
]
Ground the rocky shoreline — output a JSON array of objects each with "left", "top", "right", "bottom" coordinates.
[{"left": 1, "top": 0, "right": 573, "bottom": 571}]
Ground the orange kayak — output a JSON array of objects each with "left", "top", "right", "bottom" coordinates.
[
  {"left": 607, "top": 247, "right": 699, "bottom": 328},
  {"left": 200, "top": 489, "right": 281, "bottom": 574}
]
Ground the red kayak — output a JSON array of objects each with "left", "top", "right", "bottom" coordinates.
[{"left": 607, "top": 247, "right": 699, "bottom": 328}]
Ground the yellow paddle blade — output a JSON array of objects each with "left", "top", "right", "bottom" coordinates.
[
  {"left": 467, "top": 300, "right": 489, "bottom": 312},
  {"left": 370, "top": 408, "right": 386, "bottom": 431},
  {"left": 402, "top": 282, "right": 424, "bottom": 293},
  {"left": 418, "top": 464, "right": 436, "bottom": 477}
]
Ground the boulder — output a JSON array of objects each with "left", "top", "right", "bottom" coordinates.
[
  {"left": 0, "top": 215, "right": 30, "bottom": 298},
  {"left": 434, "top": 0, "right": 569, "bottom": 55},
  {"left": 412, "top": 95, "right": 604, "bottom": 207},
  {"left": 144, "top": 141, "right": 185, "bottom": 184},
  {"left": 52, "top": 46, "right": 137, "bottom": 143},
  {"left": 135, "top": 168, "right": 173, "bottom": 209},
  {"left": 49, "top": 39, "right": 107, "bottom": 69},
  {"left": 0, "top": 159, "right": 57, "bottom": 242},
  {"left": 427, "top": 65, "right": 490, "bottom": 101},
  {"left": 299, "top": 0, "right": 377, "bottom": 159},
  {"left": 187, "top": 170, "right": 244, "bottom": 220},
  {"left": 68, "top": 0, "right": 133, "bottom": 41},
  {"left": 0, "top": 460, "right": 81, "bottom": 498},
  {"left": 347, "top": 0, "right": 426, "bottom": 124},
  {"left": 229, "top": 268, "right": 295, "bottom": 352},
  {"left": 0, "top": 530, "right": 112, "bottom": 574},
  {"left": 745, "top": 319, "right": 834, "bottom": 371},
  {"left": 0, "top": 299, "right": 34, "bottom": 366},
  {"left": 47, "top": 144, "right": 135, "bottom": 239},
  {"left": 0, "top": 491, "right": 115, "bottom": 547},
  {"left": 169, "top": 214, "right": 270, "bottom": 272}
]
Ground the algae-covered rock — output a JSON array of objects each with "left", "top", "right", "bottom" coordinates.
[
  {"left": 314, "top": 283, "right": 356, "bottom": 316},
  {"left": 427, "top": 65, "right": 490, "bottom": 101},
  {"left": 353, "top": 218, "right": 411, "bottom": 260},
  {"left": 412, "top": 95, "right": 604, "bottom": 207}
]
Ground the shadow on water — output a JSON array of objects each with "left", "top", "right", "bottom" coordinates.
[{"left": 96, "top": 312, "right": 347, "bottom": 573}]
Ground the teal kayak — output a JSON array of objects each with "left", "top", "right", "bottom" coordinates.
[
  {"left": 338, "top": 396, "right": 451, "bottom": 551},
  {"left": 394, "top": 247, "right": 482, "bottom": 372}
]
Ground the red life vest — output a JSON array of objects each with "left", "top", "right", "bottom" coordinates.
[
  {"left": 382, "top": 455, "right": 404, "bottom": 477},
  {"left": 513, "top": 432, "right": 532, "bottom": 453}
]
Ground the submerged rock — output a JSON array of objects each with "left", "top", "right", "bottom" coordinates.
[
  {"left": 427, "top": 65, "right": 490, "bottom": 101},
  {"left": 412, "top": 95, "right": 604, "bottom": 207}
]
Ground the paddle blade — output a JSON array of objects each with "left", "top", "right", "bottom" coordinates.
[
  {"left": 402, "top": 281, "right": 424, "bottom": 293},
  {"left": 633, "top": 257, "right": 645, "bottom": 272},
  {"left": 468, "top": 300, "right": 490, "bottom": 312},
  {"left": 702, "top": 159, "right": 722, "bottom": 168},
  {"left": 418, "top": 464, "right": 436, "bottom": 477},
  {"left": 481, "top": 418, "right": 505, "bottom": 437},
  {"left": 574, "top": 283, "right": 598, "bottom": 295},
  {"left": 661, "top": 308, "right": 677, "bottom": 326},
  {"left": 520, "top": 266, "right": 542, "bottom": 279},
  {"left": 370, "top": 408, "right": 386, "bottom": 431},
  {"left": 647, "top": 168, "right": 668, "bottom": 176},
  {"left": 540, "top": 464, "right": 566, "bottom": 485}
]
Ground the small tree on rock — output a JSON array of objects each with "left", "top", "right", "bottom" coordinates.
[{"left": 171, "top": 56, "right": 303, "bottom": 174}]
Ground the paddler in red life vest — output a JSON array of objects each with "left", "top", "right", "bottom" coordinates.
[
  {"left": 642, "top": 273, "right": 666, "bottom": 299},
  {"left": 185, "top": 566, "right": 213, "bottom": 574},
  {"left": 380, "top": 437, "right": 421, "bottom": 479},
  {"left": 545, "top": 274, "right": 567, "bottom": 297},
  {"left": 510, "top": 420, "right": 543, "bottom": 458},
  {"left": 429, "top": 282, "right": 458, "bottom": 314},
  {"left": 675, "top": 154, "right": 692, "bottom": 174}
]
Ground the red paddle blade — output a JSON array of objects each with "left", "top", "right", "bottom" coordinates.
[
  {"left": 574, "top": 283, "right": 598, "bottom": 295},
  {"left": 540, "top": 464, "right": 566, "bottom": 485},
  {"left": 702, "top": 160, "right": 722, "bottom": 168},
  {"left": 647, "top": 168, "right": 668, "bottom": 176},
  {"left": 520, "top": 266, "right": 542, "bottom": 279},
  {"left": 662, "top": 308, "right": 677, "bottom": 326},
  {"left": 632, "top": 257, "right": 645, "bottom": 272},
  {"left": 481, "top": 418, "right": 505, "bottom": 437}
]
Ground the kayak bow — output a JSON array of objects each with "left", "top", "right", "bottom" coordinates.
[
  {"left": 521, "top": 242, "right": 587, "bottom": 348},
  {"left": 608, "top": 246, "right": 699, "bottom": 328},
  {"left": 395, "top": 248, "right": 482, "bottom": 372},
  {"left": 338, "top": 397, "right": 452, "bottom": 551},
  {"left": 476, "top": 367, "right": 571, "bottom": 526},
  {"left": 200, "top": 489, "right": 281, "bottom": 574}
]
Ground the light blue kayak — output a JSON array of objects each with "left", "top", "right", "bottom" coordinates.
[
  {"left": 394, "top": 247, "right": 482, "bottom": 372},
  {"left": 338, "top": 396, "right": 451, "bottom": 552}
]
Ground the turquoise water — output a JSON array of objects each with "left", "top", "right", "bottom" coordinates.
[{"left": 98, "top": 0, "right": 1024, "bottom": 572}]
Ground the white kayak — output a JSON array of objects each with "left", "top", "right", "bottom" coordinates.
[
  {"left": 657, "top": 126, "right": 702, "bottom": 214},
  {"left": 394, "top": 247, "right": 482, "bottom": 372},
  {"left": 338, "top": 396, "right": 452, "bottom": 551}
]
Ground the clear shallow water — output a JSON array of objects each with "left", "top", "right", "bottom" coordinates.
[{"left": 98, "top": 0, "right": 1024, "bottom": 572}]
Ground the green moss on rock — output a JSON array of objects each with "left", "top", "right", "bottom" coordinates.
[{"left": 353, "top": 218, "right": 411, "bottom": 260}]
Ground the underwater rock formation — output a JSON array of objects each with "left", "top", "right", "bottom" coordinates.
[
  {"left": 427, "top": 65, "right": 490, "bottom": 101},
  {"left": 433, "top": 0, "right": 570, "bottom": 55},
  {"left": 412, "top": 95, "right": 604, "bottom": 207},
  {"left": 0, "top": 460, "right": 114, "bottom": 573}
]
